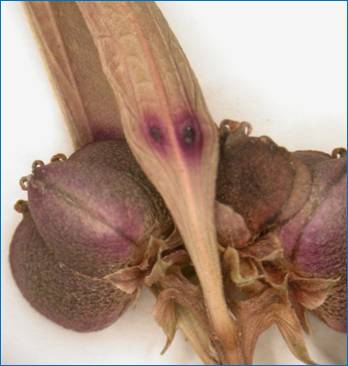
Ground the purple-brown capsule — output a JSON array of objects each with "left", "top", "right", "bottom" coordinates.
[
  {"left": 10, "top": 141, "right": 171, "bottom": 332},
  {"left": 280, "top": 151, "right": 346, "bottom": 332},
  {"left": 27, "top": 141, "right": 169, "bottom": 278},
  {"left": 217, "top": 124, "right": 309, "bottom": 234},
  {"left": 217, "top": 123, "right": 346, "bottom": 333}
]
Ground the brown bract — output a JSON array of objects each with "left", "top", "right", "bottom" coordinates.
[
  {"left": 26, "top": 3, "right": 123, "bottom": 146},
  {"left": 75, "top": 2, "right": 242, "bottom": 362}
]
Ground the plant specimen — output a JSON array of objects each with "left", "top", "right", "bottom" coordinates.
[{"left": 8, "top": 2, "right": 346, "bottom": 364}]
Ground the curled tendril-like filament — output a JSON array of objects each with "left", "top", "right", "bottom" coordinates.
[
  {"left": 51, "top": 153, "right": 67, "bottom": 162},
  {"left": 331, "top": 147, "right": 346, "bottom": 159},
  {"left": 220, "top": 120, "right": 252, "bottom": 136},
  {"left": 19, "top": 176, "right": 31, "bottom": 191},
  {"left": 14, "top": 200, "right": 28, "bottom": 213},
  {"left": 32, "top": 160, "right": 44, "bottom": 171}
]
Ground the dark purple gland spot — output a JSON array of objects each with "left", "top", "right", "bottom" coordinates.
[
  {"left": 182, "top": 124, "right": 196, "bottom": 145},
  {"left": 149, "top": 126, "right": 163, "bottom": 144},
  {"left": 144, "top": 116, "right": 167, "bottom": 153},
  {"left": 177, "top": 117, "right": 203, "bottom": 160}
]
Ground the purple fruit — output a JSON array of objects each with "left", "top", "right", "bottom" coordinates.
[
  {"left": 217, "top": 125, "right": 309, "bottom": 233},
  {"left": 10, "top": 204, "right": 133, "bottom": 332},
  {"left": 10, "top": 141, "right": 171, "bottom": 331},
  {"left": 279, "top": 152, "right": 346, "bottom": 332},
  {"left": 217, "top": 123, "right": 346, "bottom": 333},
  {"left": 27, "top": 141, "right": 169, "bottom": 278}
]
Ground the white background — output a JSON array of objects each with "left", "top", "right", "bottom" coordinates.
[{"left": 1, "top": 1, "right": 347, "bottom": 365}]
